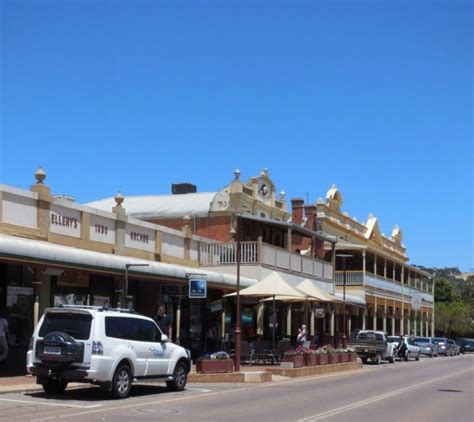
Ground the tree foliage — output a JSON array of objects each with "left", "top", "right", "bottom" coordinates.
[{"left": 435, "top": 301, "right": 472, "bottom": 337}]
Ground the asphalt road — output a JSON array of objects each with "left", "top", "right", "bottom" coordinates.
[{"left": 0, "top": 355, "right": 472, "bottom": 422}]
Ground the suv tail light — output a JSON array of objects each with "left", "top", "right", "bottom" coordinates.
[{"left": 92, "top": 341, "right": 104, "bottom": 355}]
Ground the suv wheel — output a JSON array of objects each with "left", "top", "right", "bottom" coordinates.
[
  {"left": 41, "top": 378, "right": 68, "bottom": 394},
  {"left": 111, "top": 365, "right": 132, "bottom": 399},
  {"left": 166, "top": 362, "right": 187, "bottom": 391}
]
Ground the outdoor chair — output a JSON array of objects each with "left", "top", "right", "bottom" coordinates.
[
  {"left": 229, "top": 341, "right": 252, "bottom": 365},
  {"left": 253, "top": 340, "right": 271, "bottom": 365},
  {"left": 265, "top": 338, "right": 291, "bottom": 365}
]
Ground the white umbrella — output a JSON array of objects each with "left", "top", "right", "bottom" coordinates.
[{"left": 224, "top": 271, "right": 306, "bottom": 348}]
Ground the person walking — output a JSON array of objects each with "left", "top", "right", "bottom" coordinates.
[
  {"left": 154, "top": 304, "right": 172, "bottom": 339},
  {"left": 0, "top": 313, "right": 9, "bottom": 364}
]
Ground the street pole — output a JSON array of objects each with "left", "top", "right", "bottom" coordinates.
[
  {"left": 337, "top": 254, "right": 352, "bottom": 348},
  {"left": 122, "top": 263, "right": 150, "bottom": 309},
  {"left": 234, "top": 215, "right": 241, "bottom": 372}
]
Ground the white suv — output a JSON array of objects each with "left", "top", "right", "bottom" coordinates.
[{"left": 27, "top": 305, "right": 191, "bottom": 399}]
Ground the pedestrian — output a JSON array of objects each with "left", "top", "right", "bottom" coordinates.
[
  {"left": 154, "top": 304, "right": 172, "bottom": 339},
  {"left": 0, "top": 313, "right": 9, "bottom": 364},
  {"left": 206, "top": 319, "right": 220, "bottom": 353},
  {"left": 296, "top": 324, "right": 307, "bottom": 346}
]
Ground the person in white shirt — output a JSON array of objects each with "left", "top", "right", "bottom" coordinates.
[
  {"left": 296, "top": 324, "right": 308, "bottom": 346},
  {"left": 0, "top": 314, "right": 9, "bottom": 363}
]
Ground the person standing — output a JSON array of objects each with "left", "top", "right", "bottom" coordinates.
[
  {"left": 154, "top": 304, "right": 172, "bottom": 339},
  {"left": 296, "top": 324, "right": 307, "bottom": 346},
  {"left": 0, "top": 313, "right": 9, "bottom": 364}
]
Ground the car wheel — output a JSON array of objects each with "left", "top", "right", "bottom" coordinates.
[
  {"left": 41, "top": 378, "right": 68, "bottom": 394},
  {"left": 416, "top": 353, "right": 420, "bottom": 361},
  {"left": 111, "top": 364, "right": 132, "bottom": 399},
  {"left": 361, "top": 357, "right": 368, "bottom": 365},
  {"left": 374, "top": 353, "right": 382, "bottom": 365},
  {"left": 166, "top": 361, "right": 188, "bottom": 392}
]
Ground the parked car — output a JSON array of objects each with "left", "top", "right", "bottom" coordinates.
[
  {"left": 460, "top": 339, "right": 474, "bottom": 354},
  {"left": 27, "top": 305, "right": 191, "bottom": 398},
  {"left": 388, "top": 336, "right": 420, "bottom": 361},
  {"left": 433, "top": 337, "right": 454, "bottom": 356},
  {"left": 349, "top": 330, "right": 396, "bottom": 364},
  {"left": 413, "top": 337, "right": 438, "bottom": 357},
  {"left": 446, "top": 339, "right": 461, "bottom": 356}
]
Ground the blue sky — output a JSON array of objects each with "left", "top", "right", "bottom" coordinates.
[{"left": 0, "top": 0, "right": 472, "bottom": 271}]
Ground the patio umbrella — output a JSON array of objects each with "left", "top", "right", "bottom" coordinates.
[{"left": 224, "top": 271, "right": 306, "bottom": 349}]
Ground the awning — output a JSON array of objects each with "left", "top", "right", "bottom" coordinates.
[
  {"left": 335, "top": 292, "right": 366, "bottom": 306},
  {"left": 294, "top": 279, "right": 342, "bottom": 303},
  {"left": 0, "top": 233, "right": 256, "bottom": 288},
  {"left": 223, "top": 271, "right": 305, "bottom": 298}
]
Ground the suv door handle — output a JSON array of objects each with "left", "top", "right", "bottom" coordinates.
[
  {"left": 149, "top": 346, "right": 155, "bottom": 352},
  {"left": 127, "top": 343, "right": 133, "bottom": 349}
]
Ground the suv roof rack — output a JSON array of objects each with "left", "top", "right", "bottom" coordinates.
[{"left": 57, "top": 304, "right": 136, "bottom": 313}]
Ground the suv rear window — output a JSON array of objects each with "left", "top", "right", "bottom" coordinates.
[{"left": 39, "top": 312, "right": 92, "bottom": 340}]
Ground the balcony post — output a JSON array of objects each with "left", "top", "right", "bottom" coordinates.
[
  {"left": 374, "top": 253, "right": 377, "bottom": 276},
  {"left": 391, "top": 312, "right": 395, "bottom": 335},
  {"left": 362, "top": 250, "right": 366, "bottom": 286},
  {"left": 393, "top": 263, "right": 396, "bottom": 281},
  {"left": 383, "top": 303, "right": 387, "bottom": 333},
  {"left": 362, "top": 308, "right": 366, "bottom": 330},
  {"left": 373, "top": 297, "right": 377, "bottom": 330},
  {"left": 257, "top": 236, "right": 263, "bottom": 265},
  {"left": 287, "top": 228, "right": 292, "bottom": 269},
  {"left": 401, "top": 306, "right": 405, "bottom": 336},
  {"left": 384, "top": 258, "right": 387, "bottom": 279}
]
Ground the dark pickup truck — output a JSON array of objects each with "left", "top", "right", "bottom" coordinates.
[{"left": 349, "top": 330, "right": 396, "bottom": 364}]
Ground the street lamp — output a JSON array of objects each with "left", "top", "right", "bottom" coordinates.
[
  {"left": 118, "top": 263, "right": 150, "bottom": 308},
  {"left": 234, "top": 215, "right": 242, "bottom": 372},
  {"left": 336, "top": 254, "right": 352, "bottom": 348}
]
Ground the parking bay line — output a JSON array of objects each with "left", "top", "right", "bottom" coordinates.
[
  {"left": 0, "top": 397, "right": 102, "bottom": 409},
  {"left": 297, "top": 367, "right": 472, "bottom": 422}
]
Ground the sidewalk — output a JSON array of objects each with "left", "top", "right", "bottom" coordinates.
[{"left": 0, "top": 362, "right": 362, "bottom": 394}]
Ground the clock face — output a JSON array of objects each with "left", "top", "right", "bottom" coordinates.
[{"left": 258, "top": 183, "right": 269, "bottom": 198}]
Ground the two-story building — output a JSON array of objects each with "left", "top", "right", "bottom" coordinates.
[
  {"left": 292, "top": 185, "right": 435, "bottom": 339},
  {"left": 88, "top": 169, "right": 343, "bottom": 346}
]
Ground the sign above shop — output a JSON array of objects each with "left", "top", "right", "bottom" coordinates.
[
  {"left": 58, "top": 271, "right": 89, "bottom": 288},
  {"left": 315, "top": 308, "right": 325, "bottom": 319},
  {"left": 187, "top": 273, "right": 207, "bottom": 299},
  {"left": 161, "top": 284, "right": 181, "bottom": 297},
  {"left": 49, "top": 205, "right": 81, "bottom": 238}
]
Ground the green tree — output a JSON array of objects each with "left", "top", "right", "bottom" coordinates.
[
  {"left": 434, "top": 277, "right": 460, "bottom": 302},
  {"left": 435, "top": 301, "right": 471, "bottom": 337}
]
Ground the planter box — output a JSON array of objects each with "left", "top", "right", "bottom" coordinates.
[
  {"left": 304, "top": 353, "right": 317, "bottom": 367},
  {"left": 327, "top": 353, "right": 340, "bottom": 364},
  {"left": 196, "top": 359, "right": 234, "bottom": 374},
  {"left": 339, "top": 352, "right": 349, "bottom": 363},
  {"left": 348, "top": 352, "right": 357, "bottom": 362},
  {"left": 281, "top": 355, "right": 304, "bottom": 368},
  {"left": 316, "top": 354, "right": 328, "bottom": 365}
]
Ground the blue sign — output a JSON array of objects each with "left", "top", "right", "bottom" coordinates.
[{"left": 188, "top": 275, "right": 207, "bottom": 299}]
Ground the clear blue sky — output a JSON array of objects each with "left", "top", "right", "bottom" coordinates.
[{"left": 0, "top": 0, "right": 472, "bottom": 271}]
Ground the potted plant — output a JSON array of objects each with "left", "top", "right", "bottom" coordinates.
[
  {"left": 315, "top": 348, "right": 328, "bottom": 365},
  {"left": 281, "top": 349, "right": 304, "bottom": 368},
  {"left": 347, "top": 347, "right": 357, "bottom": 362},
  {"left": 325, "top": 346, "right": 339, "bottom": 364},
  {"left": 297, "top": 346, "right": 316, "bottom": 366},
  {"left": 195, "top": 351, "right": 234, "bottom": 374},
  {"left": 338, "top": 347, "right": 349, "bottom": 363}
]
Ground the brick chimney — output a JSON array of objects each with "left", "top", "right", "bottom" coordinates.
[
  {"left": 291, "top": 198, "right": 305, "bottom": 225},
  {"left": 303, "top": 204, "right": 316, "bottom": 230}
]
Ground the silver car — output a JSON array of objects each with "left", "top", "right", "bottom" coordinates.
[
  {"left": 414, "top": 337, "right": 438, "bottom": 357},
  {"left": 388, "top": 336, "right": 420, "bottom": 361},
  {"left": 433, "top": 337, "right": 454, "bottom": 356}
]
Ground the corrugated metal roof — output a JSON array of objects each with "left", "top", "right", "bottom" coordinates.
[
  {"left": 86, "top": 192, "right": 217, "bottom": 219},
  {"left": 0, "top": 234, "right": 255, "bottom": 288}
]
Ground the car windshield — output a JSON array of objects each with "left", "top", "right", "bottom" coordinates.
[
  {"left": 39, "top": 312, "right": 92, "bottom": 340},
  {"left": 388, "top": 337, "right": 400, "bottom": 342},
  {"left": 433, "top": 338, "right": 445, "bottom": 344},
  {"left": 414, "top": 337, "right": 429, "bottom": 343},
  {"left": 463, "top": 340, "right": 474, "bottom": 346}
]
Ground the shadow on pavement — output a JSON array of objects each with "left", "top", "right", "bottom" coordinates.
[{"left": 27, "top": 384, "right": 173, "bottom": 402}]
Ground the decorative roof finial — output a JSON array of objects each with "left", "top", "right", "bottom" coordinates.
[
  {"left": 114, "top": 191, "right": 124, "bottom": 207},
  {"left": 280, "top": 191, "right": 286, "bottom": 201},
  {"left": 260, "top": 168, "right": 268, "bottom": 177},
  {"left": 35, "top": 166, "right": 46, "bottom": 184},
  {"left": 234, "top": 168, "right": 241, "bottom": 180}
]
